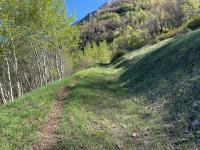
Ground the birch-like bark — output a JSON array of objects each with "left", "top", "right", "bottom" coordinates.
[
  {"left": 13, "top": 50, "right": 21, "bottom": 97},
  {"left": 5, "top": 54, "right": 14, "bottom": 101},
  {"left": 60, "top": 54, "right": 64, "bottom": 78},
  {"left": 43, "top": 50, "right": 47, "bottom": 85},
  {"left": 10, "top": 34, "right": 22, "bottom": 98},
  {"left": 49, "top": 54, "right": 55, "bottom": 82},
  {"left": 35, "top": 51, "right": 43, "bottom": 86},
  {"left": 55, "top": 52, "right": 62, "bottom": 79},
  {"left": 0, "top": 82, "right": 7, "bottom": 104}
]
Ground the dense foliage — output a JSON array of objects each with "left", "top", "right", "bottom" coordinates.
[
  {"left": 187, "top": 15, "right": 200, "bottom": 30},
  {"left": 78, "top": 0, "right": 200, "bottom": 51},
  {"left": 0, "top": 0, "right": 80, "bottom": 103}
]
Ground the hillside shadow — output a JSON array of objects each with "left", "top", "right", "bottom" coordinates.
[
  {"left": 114, "top": 30, "right": 200, "bottom": 133},
  {"left": 57, "top": 72, "right": 168, "bottom": 149},
  {"left": 57, "top": 30, "right": 200, "bottom": 149}
]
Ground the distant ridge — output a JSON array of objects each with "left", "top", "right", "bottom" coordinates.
[{"left": 75, "top": 0, "right": 119, "bottom": 24}]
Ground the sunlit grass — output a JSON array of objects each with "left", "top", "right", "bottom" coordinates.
[
  {"left": 0, "top": 76, "right": 75, "bottom": 149},
  {"left": 57, "top": 68, "right": 172, "bottom": 149}
]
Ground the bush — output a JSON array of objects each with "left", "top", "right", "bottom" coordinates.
[
  {"left": 128, "top": 29, "right": 148, "bottom": 49},
  {"left": 187, "top": 15, "right": 200, "bottom": 30},
  {"left": 83, "top": 41, "right": 110, "bottom": 64},
  {"left": 97, "top": 41, "right": 110, "bottom": 63},
  {"left": 156, "top": 27, "right": 189, "bottom": 41},
  {"left": 110, "top": 50, "right": 126, "bottom": 63}
]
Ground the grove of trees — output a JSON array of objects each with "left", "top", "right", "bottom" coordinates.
[
  {"left": 0, "top": 0, "right": 199, "bottom": 104},
  {"left": 0, "top": 0, "right": 79, "bottom": 103}
]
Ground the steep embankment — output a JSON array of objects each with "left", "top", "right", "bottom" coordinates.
[
  {"left": 0, "top": 29, "right": 199, "bottom": 149},
  {"left": 117, "top": 29, "right": 200, "bottom": 149}
]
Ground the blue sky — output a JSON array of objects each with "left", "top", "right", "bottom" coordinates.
[{"left": 65, "top": 0, "right": 107, "bottom": 22}]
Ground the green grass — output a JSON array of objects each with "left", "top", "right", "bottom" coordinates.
[
  {"left": 116, "top": 29, "right": 200, "bottom": 149},
  {"left": 1, "top": 29, "right": 200, "bottom": 149},
  {"left": 0, "top": 76, "right": 76, "bottom": 150},
  {"left": 57, "top": 29, "right": 200, "bottom": 149},
  {"left": 57, "top": 67, "right": 173, "bottom": 149}
]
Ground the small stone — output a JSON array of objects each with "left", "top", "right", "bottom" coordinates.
[
  {"left": 181, "top": 138, "right": 186, "bottom": 143},
  {"left": 132, "top": 133, "right": 138, "bottom": 138}
]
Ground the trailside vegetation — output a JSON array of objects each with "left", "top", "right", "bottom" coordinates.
[
  {"left": 0, "top": 0, "right": 79, "bottom": 103},
  {"left": 79, "top": 0, "right": 200, "bottom": 51}
]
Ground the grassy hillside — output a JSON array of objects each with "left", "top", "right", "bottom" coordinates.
[
  {"left": 57, "top": 29, "right": 200, "bottom": 149},
  {"left": 0, "top": 29, "right": 199, "bottom": 149},
  {"left": 116, "top": 29, "right": 200, "bottom": 148},
  {"left": 0, "top": 76, "right": 77, "bottom": 149},
  {"left": 57, "top": 67, "right": 174, "bottom": 149}
]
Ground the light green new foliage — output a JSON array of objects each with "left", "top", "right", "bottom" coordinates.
[
  {"left": 183, "top": 0, "right": 200, "bottom": 18},
  {"left": 84, "top": 41, "right": 110, "bottom": 63},
  {"left": 97, "top": 41, "right": 110, "bottom": 63}
]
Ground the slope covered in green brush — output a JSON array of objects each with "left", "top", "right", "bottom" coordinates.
[
  {"left": 78, "top": 0, "right": 200, "bottom": 51},
  {"left": 116, "top": 29, "right": 200, "bottom": 148}
]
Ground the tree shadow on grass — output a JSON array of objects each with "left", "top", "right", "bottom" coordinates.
[
  {"left": 115, "top": 30, "right": 200, "bottom": 147},
  {"left": 56, "top": 70, "right": 169, "bottom": 149},
  {"left": 57, "top": 30, "right": 200, "bottom": 149}
]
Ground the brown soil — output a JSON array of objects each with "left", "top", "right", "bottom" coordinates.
[{"left": 33, "top": 87, "right": 70, "bottom": 150}]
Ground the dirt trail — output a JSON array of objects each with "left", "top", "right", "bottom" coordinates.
[{"left": 33, "top": 87, "right": 70, "bottom": 150}]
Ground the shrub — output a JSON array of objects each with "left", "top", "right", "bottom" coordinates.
[
  {"left": 128, "top": 29, "right": 148, "bottom": 49},
  {"left": 117, "top": 3, "right": 136, "bottom": 13},
  {"left": 187, "top": 15, "right": 200, "bottom": 30},
  {"left": 83, "top": 41, "right": 110, "bottom": 64},
  {"left": 97, "top": 41, "right": 110, "bottom": 63},
  {"left": 110, "top": 50, "right": 126, "bottom": 63},
  {"left": 156, "top": 26, "right": 189, "bottom": 41}
]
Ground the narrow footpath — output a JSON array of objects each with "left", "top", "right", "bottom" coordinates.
[{"left": 33, "top": 87, "right": 70, "bottom": 150}]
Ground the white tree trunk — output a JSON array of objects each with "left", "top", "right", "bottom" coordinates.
[
  {"left": 5, "top": 55, "right": 14, "bottom": 102},
  {"left": 13, "top": 50, "right": 21, "bottom": 97},
  {"left": 55, "top": 53, "right": 62, "bottom": 79},
  {"left": 60, "top": 55, "right": 64, "bottom": 78},
  {"left": 0, "top": 82, "right": 7, "bottom": 104},
  {"left": 43, "top": 49, "right": 48, "bottom": 85}
]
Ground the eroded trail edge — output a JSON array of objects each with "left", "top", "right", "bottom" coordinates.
[{"left": 33, "top": 87, "right": 70, "bottom": 150}]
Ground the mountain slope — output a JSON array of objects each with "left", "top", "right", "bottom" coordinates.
[
  {"left": 116, "top": 29, "right": 200, "bottom": 148},
  {"left": 78, "top": 0, "right": 147, "bottom": 44},
  {"left": 77, "top": 0, "right": 192, "bottom": 51},
  {"left": 57, "top": 29, "right": 200, "bottom": 149}
]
